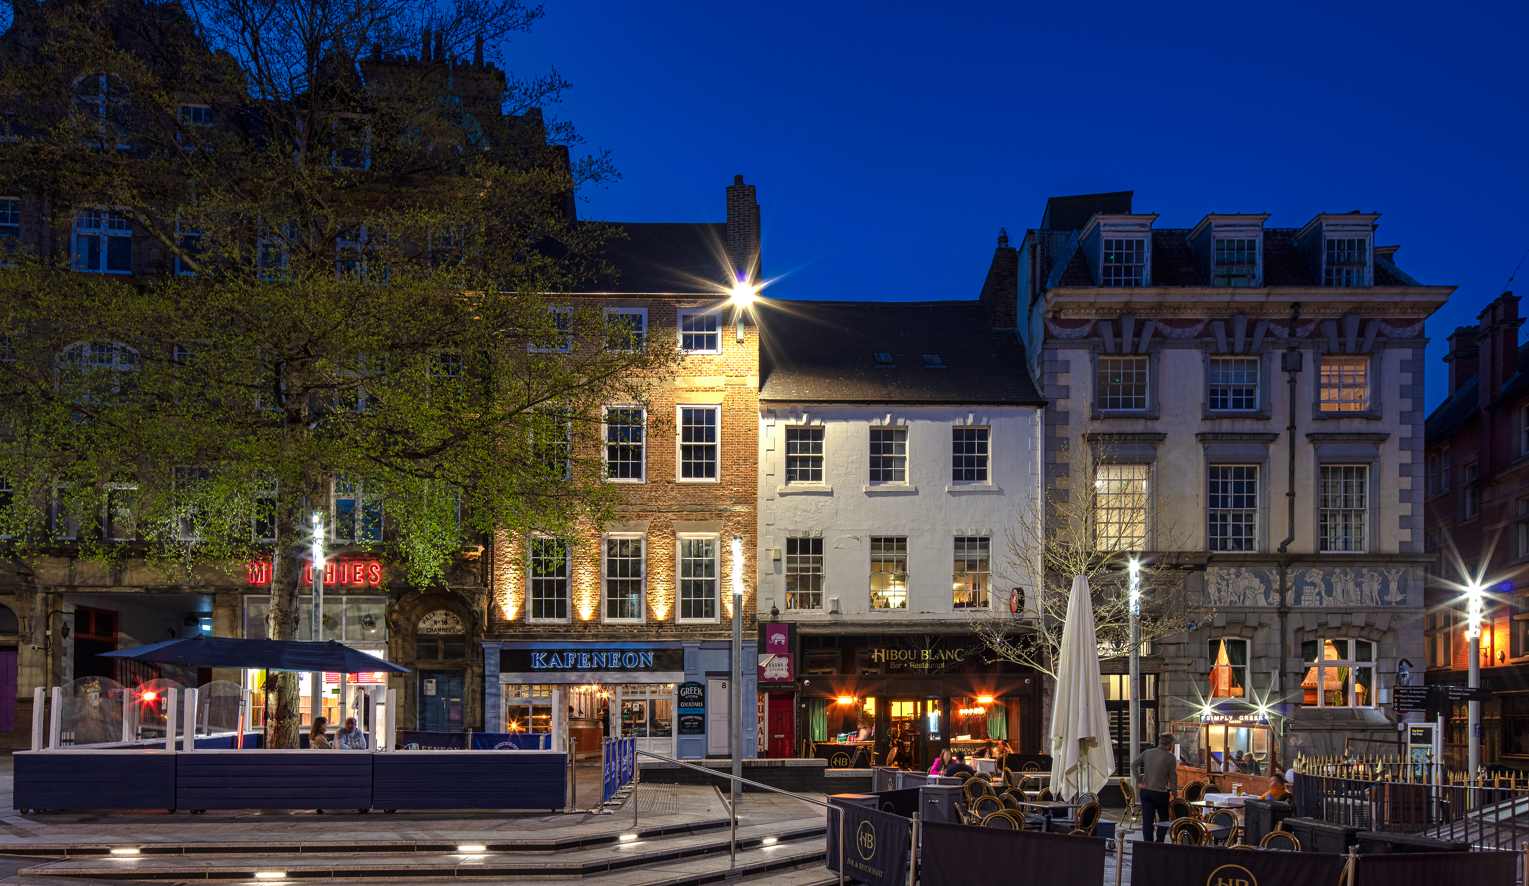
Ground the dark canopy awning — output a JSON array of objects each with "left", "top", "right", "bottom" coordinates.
[{"left": 100, "top": 637, "right": 409, "bottom": 673}]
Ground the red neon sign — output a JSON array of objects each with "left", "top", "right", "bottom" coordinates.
[{"left": 245, "top": 560, "right": 383, "bottom": 586}]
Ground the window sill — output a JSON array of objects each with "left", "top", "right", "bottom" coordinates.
[
  {"left": 778, "top": 484, "right": 833, "bottom": 496},
  {"left": 606, "top": 478, "right": 647, "bottom": 485},
  {"left": 863, "top": 485, "right": 918, "bottom": 495},
  {"left": 1312, "top": 409, "right": 1382, "bottom": 421},
  {"left": 527, "top": 618, "right": 572, "bottom": 625},
  {"left": 1202, "top": 409, "right": 1273, "bottom": 422},
  {"left": 677, "top": 618, "right": 721, "bottom": 625},
  {"left": 946, "top": 484, "right": 1002, "bottom": 495},
  {"left": 675, "top": 478, "right": 720, "bottom": 485},
  {"left": 680, "top": 349, "right": 723, "bottom": 357},
  {"left": 602, "top": 618, "right": 647, "bottom": 625}
]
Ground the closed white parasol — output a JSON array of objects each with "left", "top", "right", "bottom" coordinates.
[{"left": 1048, "top": 574, "right": 1117, "bottom": 799}]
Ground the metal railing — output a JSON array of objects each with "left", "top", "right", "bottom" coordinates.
[
  {"left": 631, "top": 750, "right": 845, "bottom": 886},
  {"left": 1297, "top": 755, "right": 1529, "bottom": 850}
]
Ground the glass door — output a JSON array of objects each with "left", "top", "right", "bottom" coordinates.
[{"left": 619, "top": 683, "right": 674, "bottom": 757}]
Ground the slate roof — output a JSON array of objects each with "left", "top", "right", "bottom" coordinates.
[
  {"left": 1427, "top": 339, "right": 1529, "bottom": 441},
  {"left": 582, "top": 222, "right": 732, "bottom": 294},
  {"left": 1041, "top": 191, "right": 1133, "bottom": 231},
  {"left": 758, "top": 300, "right": 1045, "bottom": 406}
]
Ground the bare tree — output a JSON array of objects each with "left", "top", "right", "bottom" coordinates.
[{"left": 974, "top": 425, "right": 1211, "bottom": 680}]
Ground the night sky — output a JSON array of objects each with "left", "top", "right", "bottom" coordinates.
[{"left": 511, "top": 0, "right": 1529, "bottom": 411}]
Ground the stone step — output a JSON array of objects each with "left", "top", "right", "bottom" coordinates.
[{"left": 22, "top": 822, "right": 828, "bottom": 880}]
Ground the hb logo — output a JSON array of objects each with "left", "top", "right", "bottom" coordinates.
[
  {"left": 1207, "top": 864, "right": 1257, "bottom": 886},
  {"left": 831, "top": 753, "right": 851, "bottom": 768},
  {"left": 856, "top": 820, "right": 876, "bottom": 860}
]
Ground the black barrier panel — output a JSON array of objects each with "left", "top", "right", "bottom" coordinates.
[
  {"left": 921, "top": 820, "right": 1104, "bottom": 886},
  {"left": 1131, "top": 840, "right": 1344, "bottom": 886},
  {"left": 395, "top": 730, "right": 467, "bottom": 749},
  {"left": 826, "top": 801, "right": 910, "bottom": 886},
  {"left": 470, "top": 733, "right": 549, "bottom": 750},
  {"left": 1353, "top": 851, "right": 1517, "bottom": 886},
  {"left": 1002, "top": 753, "right": 1052, "bottom": 773},
  {"left": 871, "top": 787, "right": 921, "bottom": 818}
]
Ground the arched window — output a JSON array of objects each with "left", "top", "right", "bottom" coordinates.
[{"left": 73, "top": 73, "right": 130, "bottom": 148}]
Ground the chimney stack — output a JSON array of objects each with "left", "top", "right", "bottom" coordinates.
[
  {"left": 979, "top": 230, "right": 1019, "bottom": 330},
  {"left": 1444, "top": 326, "right": 1479, "bottom": 395},
  {"left": 1473, "top": 291, "right": 1523, "bottom": 408},
  {"left": 473, "top": 34, "right": 484, "bottom": 66},
  {"left": 726, "top": 175, "right": 761, "bottom": 285}
]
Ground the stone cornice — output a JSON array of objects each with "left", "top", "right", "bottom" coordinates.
[{"left": 1042, "top": 285, "right": 1454, "bottom": 319}]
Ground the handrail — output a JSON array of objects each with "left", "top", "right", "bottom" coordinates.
[{"left": 633, "top": 750, "right": 835, "bottom": 810}]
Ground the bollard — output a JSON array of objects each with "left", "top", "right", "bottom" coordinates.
[
  {"left": 909, "top": 812, "right": 920, "bottom": 886},
  {"left": 1115, "top": 830, "right": 1125, "bottom": 886},
  {"left": 632, "top": 754, "right": 641, "bottom": 829}
]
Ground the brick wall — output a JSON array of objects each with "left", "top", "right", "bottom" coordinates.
[{"left": 725, "top": 176, "right": 761, "bottom": 284}]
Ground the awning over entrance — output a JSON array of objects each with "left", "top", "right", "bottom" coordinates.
[{"left": 100, "top": 637, "right": 411, "bottom": 674}]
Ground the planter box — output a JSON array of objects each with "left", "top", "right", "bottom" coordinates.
[
  {"left": 15, "top": 750, "right": 176, "bottom": 811},
  {"left": 1241, "top": 798, "right": 1293, "bottom": 845},
  {"left": 1282, "top": 816, "right": 1358, "bottom": 853},
  {"left": 1356, "top": 831, "right": 1470, "bottom": 853}
]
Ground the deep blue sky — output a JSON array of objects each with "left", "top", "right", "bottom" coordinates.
[{"left": 513, "top": 1, "right": 1529, "bottom": 411}]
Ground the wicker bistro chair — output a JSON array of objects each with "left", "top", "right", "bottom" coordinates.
[
  {"left": 1117, "top": 779, "right": 1141, "bottom": 832},
  {"left": 1076, "top": 792, "right": 1099, "bottom": 806},
  {"left": 1002, "top": 768, "right": 1018, "bottom": 789},
  {"left": 1209, "top": 810, "right": 1240, "bottom": 845},
  {"left": 1259, "top": 830, "right": 1300, "bottom": 851},
  {"left": 1037, "top": 788, "right": 1055, "bottom": 802},
  {"left": 1168, "top": 798, "right": 1196, "bottom": 821},
  {"left": 1182, "top": 781, "right": 1208, "bottom": 804},
  {"left": 1169, "top": 818, "right": 1211, "bottom": 846},
  {"left": 1230, "top": 843, "right": 1258, "bottom": 850},
  {"left": 971, "top": 795, "right": 1004, "bottom": 818},
  {"left": 1074, "top": 801, "right": 1103, "bottom": 836},
  {"left": 1000, "top": 792, "right": 1024, "bottom": 811},
  {"left": 981, "top": 810, "right": 1020, "bottom": 829},
  {"left": 964, "top": 778, "right": 995, "bottom": 803}
]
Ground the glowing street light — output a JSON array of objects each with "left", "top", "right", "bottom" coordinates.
[
  {"left": 1466, "top": 581, "right": 1484, "bottom": 773},
  {"left": 1127, "top": 557, "right": 1142, "bottom": 768}
]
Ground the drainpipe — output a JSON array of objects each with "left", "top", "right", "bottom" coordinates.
[{"left": 1277, "top": 304, "right": 1301, "bottom": 756}]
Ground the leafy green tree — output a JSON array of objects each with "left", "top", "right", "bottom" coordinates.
[{"left": 0, "top": 0, "right": 670, "bottom": 747}]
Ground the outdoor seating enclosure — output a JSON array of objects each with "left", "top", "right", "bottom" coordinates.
[{"left": 1171, "top": 717, "right": 1278, "bottom": 795}]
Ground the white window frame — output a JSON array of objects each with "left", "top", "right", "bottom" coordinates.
[
  {"left": 1318, "top": 354, "right": 1371, "bottom": 412},
  {"left": 174, "top": 213, "right": 201, "bottom": 276},
  {"left": 1096, "top": 355, "right": 1150, "bottom": 412},
  {"left": 331, "top": 475, "right": 383, "bottom": 543},
  {"left": 527, "top": 536, "right": 572, "bottom": 624},
  {"left": 676, "top": 405, "right": 720, "bottom": 483},
  {"left": 784, "top": 426, "right": 825, "bottom": 484},
  {"left": 177, "top": 103, "right": 213, "bottom": 150},
  {"left": 869, "top": 426, "right": 908, "bottom": 485},
  {"left": 602, "top": 533, "right": 646, "bottom": 623},
  {"left": 1207, "top": 464, "right": 1258, "bottom": 553},
  {"left": 675, "top": 533, "right": 720, "bottom": 624},
  {"left": 951, "top": 426, "right": 990, "bottom": 485},
  {"left": 1318, "top": 464, "right": 1368, "bottom": 553},
  {"left": 72, "top": 207, "right": 132, "bottom": 274},
  {"left": 952, "top": 536, "right": 991, "bottom": 610},
  {"left": 1095, "top": 463, "right": 1149, "bottom": 552},
  {"left": 530, "top": 306, "right": 573, "bottom": 354},
  {"left": 784, "top": 536, "right": 824, "bottom": 611},
  {"left": 52, "top": 483, "right": 78, "bottom": 540},
  {"left": 1323, "top": 237, "right": 1369, "bottom": 287},
  {"left": 869, "top": 536, "right": 908, "bottom": 610},
  {"left": 604, "top": 307, "right": 647, "bottom": 352},
  {"left": 1208, "top": 356, "right": 1259, "bottom": 412},
  {"left": 0, "top": 196, "right": 19, "bottom": 266},
  {"left": 532, "top": 408, "right": 572, "bottom": 481},
  {"left": 1101, "top": 237, "right": 1146, "bottom": 286},
  {"left": 1302, "top": 637, "right": 1376, "bottom": 708},
  {"left": 603, "top": 405, "right": 646, "bottom": 483},
  {"left": 73, "top": 73, "right": 129, "bottom": 149},
  {"left": 677, "top": 308, "right": 721, "bottom": 355},
  {"left": 1212, "top": 237, "right": 1259, "bottom": 287}
]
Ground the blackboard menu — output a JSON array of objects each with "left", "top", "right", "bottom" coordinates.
[{"left": 678, "top": 681, "right": 706, "bottom": 736}]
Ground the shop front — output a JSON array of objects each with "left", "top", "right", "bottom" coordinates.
[
  {"left": 1171, "top": 712, "right": 1280, "bottom": 795},
  {"left": 484, "top": 639, "right": 752, "bottom": 761},
  {"left": 793, "top": 633, "right": 1040, "bottom": 771}
]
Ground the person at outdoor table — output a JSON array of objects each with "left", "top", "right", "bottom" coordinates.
[
  {"left": 309, "top": 717, "right": 331, "bottom": 750},
  {"left": 929, "top": 748, "right": 952, "bottom": 776},
  {"left": 943, "top": 750, "right": 977, "bottom": 779},
  {"left": 1261, "top": 772, "right": 1290, "bottom": 800},
  {"left": 1132, "top": 733, "right": 1178, "bottom": 843},
  {"left": 333, "top": 717, "right": 367, "bottom": 750}
]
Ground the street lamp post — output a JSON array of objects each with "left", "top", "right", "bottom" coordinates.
[
  {"left": 1466, "top": 582, "right": 1484, "bottom": 774},
  {"left": 310, "top": 511, "right": 324, "bottom": 728},
  {"left": 730, "top": 536, "right": 744, "bottom": 867},
  {"left": 1128, "top": 558, "right": 1141, "bottom": 773}
]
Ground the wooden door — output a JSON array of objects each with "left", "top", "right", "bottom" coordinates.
[{"left": 767, "top": 694, "right": 794, "bottom": 758}]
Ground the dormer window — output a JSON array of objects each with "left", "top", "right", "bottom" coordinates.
[
  {"left": 1325, "top": 238, "right": 1368, "bottom": 287},
  {"left": 1101, "top": 238, "right": 1146, "bottom": 286},
  {"left": 1214, "top": 239, "right": 1257, "bottom": 287}
]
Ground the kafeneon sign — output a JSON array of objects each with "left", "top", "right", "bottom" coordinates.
[{"left": 499, "top": 647, "right": 685, "bottom": 673}]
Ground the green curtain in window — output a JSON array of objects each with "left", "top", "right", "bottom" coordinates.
[
  {"left": 987, "top": 701, "right": 1008, "bottom": 740},
  {"left": 807, "top": 698, "right": 829, "bottom": 742},
  {"left": 1226, "top": 639, "right": 1247, "bottom": 691}
]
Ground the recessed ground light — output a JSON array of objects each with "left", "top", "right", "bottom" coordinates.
[
  {"left": 457, "top": 845, "right": 486, "bottom": 853},
  {"left": 619, "top": 833, "right": 638, "bottom": 842},
  {"left": 253, "top": 873, "right": 286, "bottom": 880},
  {"left": 761, "top": 837, "right": 778, "bottom": 845},
  {"left": 109, "top": 849, "right": 140, "bottom": 856}
]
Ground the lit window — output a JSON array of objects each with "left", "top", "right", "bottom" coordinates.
[
  {"left": 332, "top": 475, "right": 383, "bottom": 543},
  {"left": 1213, "top": 239, "right": 1257, "bottom": 287},
  {"left": 604, "top": 406, "right": 645, "bottom": 481},
  {"left": 869, "top": 536, "right": 907, "bottom": 610},
  {"left": 1101, "top": 238, "right": 1146, "bottom": 286},
  {"left": 785, "top": 538, "right": 823, "bottom": 610},
  {"left": 0, "top": 197, "right": 18, "bottom": 264},
  {"left": 528, "top": 538, "right": 570, "bottom": 622},
  {"left": 1324, "top": 238, "right": 1368, "bottom": 287},
  {"left": 952, "top": 427, "right": 989, "bottom": 483},
  {"left": 1301, "top": 638, "right": 1374, "bottom": 707},
  {"left": 678, "top": 406, "right": 718, "bottom": 480},
  {"left": 785, "top": 427, "right": 824, "bottom": 483},
  {"left": 604, "top": 536, "right": 645, "bottom": 621},
  {"left": 604, "top": 308, "right": 647, "bottom": 352},
  {"left": 952, "top": 537, "right": 990, "bottom": 609},
  {"left": 1318, "top": 355, "right": 1369, "bottom": 411},
  {"left": 1464, "top": 463, "right": 1479, "bottom": 520},
  {"left": 72, "top": 208, "right": 132, "bottom": 274},
  {"left": 1096, "top": 356, "right": 1148, "bottom": 411},
  {"left": 677, "top": 309, "right": 720, "bottom": 354},
  {"left": 1207, "top": 465, "right": 1257, "bottom": 552},
  {"left": 869, "top": 428, "right": 907, "bottom": 484},
  {"left": 1096, "top": 464, "right": 1148, "bottom": 551},
  {"left": 1208, "top": 638, "right": 1248, "bottom": 698},
  {"left": 1208, "top": 357, "right": 1258, "bottom": 411},
  {"left": 677, "top": 536, "right": 719, "bottom": 621},
  {"left": 1319, "top": 465, "right": 1367, "bottom": 553}
]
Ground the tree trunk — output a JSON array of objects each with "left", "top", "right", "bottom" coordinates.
[{"left": 264, "top": 469, "right": 317, "bottom": 749}]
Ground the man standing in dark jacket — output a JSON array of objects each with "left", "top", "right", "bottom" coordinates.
[{"left": 1132, "top": 734, "right": 1178, "bottom": 842}]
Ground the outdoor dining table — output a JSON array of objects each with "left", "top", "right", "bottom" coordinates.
[
  {"left": 1200, "top": 793, "right": 1247, "bottom": 806},
  {"left": 1016, "top": 800, "right": 1079, "bottom": 827},
  {"left": 1155, "top": 821, "right": 1233, "bottom": 843}
]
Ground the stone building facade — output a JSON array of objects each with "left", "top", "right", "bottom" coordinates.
[{"left": 997, "top": 191, "right": 1453, "bottom": 782}]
